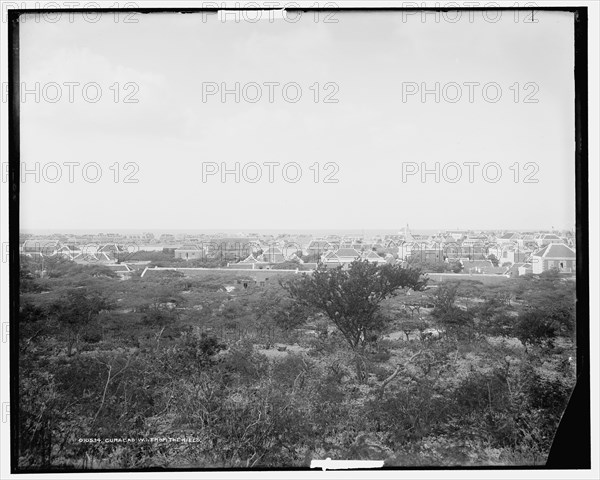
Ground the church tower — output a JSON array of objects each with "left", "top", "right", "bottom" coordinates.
[{"left": 404, "top": 224, "right": 413, "bottom": 242}]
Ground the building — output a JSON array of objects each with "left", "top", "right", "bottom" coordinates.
[
  {"left": 499, "top": 246, "right": 531, "bottom": 265},
  {"left": 175, "top": 244, "right": 205, "bottom": 261},
  {"left": 334, "top": 248, "right": 362, "bottom": 263},
  {"left": 206, "top": 237, "right": 251, "bottom": 261},
  {"left": 496, "top": 232, "right": 520, "bottom": 245},
  {"left": 20, "top": 239, "right": 60, "bottom": 257},
  {"left": 97, "top": 244, "right": 126, "bottom": 262},
  {"left": 407, "top": 247, "right": 445, "bottom": 264},
  {"left": 459, "top": 259, "right": 509, "bottom": 275},
  {"left": 535, "top": 233, "right": 565, "bottom": 247},
  {"left": 518, "top": 263, "right": 533, "bottom": 276},
  {"left": 362, "top": 250, "right": 387, "bottom": 264},
  {"left": 517, "top": 233, "right": 537, "bottom": 248},
  {"left": 238, "top": 253, "right": 260, "bottom": 265},
  {"left": 461, "top": 235, "right": 488, "bottom": 248},
  {"left": 306, "top": 240, "right": 332, "bottom": 257},
  {"left": 445, "top": 230, "right": 469, "bottom": 241},
  {"left": 531, "top": 243, "right": 576, "bottom": 274},
  {"left": 260, "top": 246, "right": 286, "bottom": 264},
  {"left": 322, "top": 248, "right": 361, "bottom": 267}
]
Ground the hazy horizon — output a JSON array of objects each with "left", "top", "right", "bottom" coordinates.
[{"left": 20, "top": 226, "right": 575, "bottom": 236}]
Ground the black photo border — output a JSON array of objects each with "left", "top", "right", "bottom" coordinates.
[{"left": 7, "top": 5, "right": 590, "bottom": 474}]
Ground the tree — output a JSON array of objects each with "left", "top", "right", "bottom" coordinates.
[
  {"left": 275, "top": 260, "right": 303, "bottom": 270},
  {"left": 300, "top": 253, "right": 321, "bottom": 264},
  {"left": 487, "top": 254, "right": 499, "bottom": 267},
  {"left": 431, "top": 282, "right": 476, "bottom": 340},
  {"left": 406, "top": 259, "right": 452, "bottom": 273},
  {"left": 485, "top": 283, "right": 514, "bottom": 307},
  {"left": 431, "top": 282, "right": 459, "bottom": 315},
  {"left": 20, "top": 256, "right": 44, "bottom": 293},
  {"left": 185, "top": 257, "right": 228, "bottom": 268},
  {"left": 514, "top": 310, "right": 558, "bottom": 351},
  {"left": 254, "top": 284, "right": 315, "bottom": 331},
  {"left": 455, "top": 280, "right": 484, "bottom": 312},
  {"left": 451, "top": 261, "right": 464, "bottom": 273},
  {"left": 515, "top": 271, "right": 576, "bottom": 344},
  {"left": 282, "top": 261, "right": 426, "bottom": 382},
  {"left": 474, "top": 296, "right": 513, "bottom": 337}
]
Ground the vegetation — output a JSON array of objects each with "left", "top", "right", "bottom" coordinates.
[
  {"left": 406, "top": 258, "right": 463, "bottom": 273},
  {"left": 17, "top": 256, "right": 576, "bottom": 469},
  {"left": 282, "top": 261, "right": 426, "bottom": 381}
]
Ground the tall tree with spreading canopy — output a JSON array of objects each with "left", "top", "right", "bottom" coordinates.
[{"left": 282, "top": 261, "right": 427, "bottom": 382}]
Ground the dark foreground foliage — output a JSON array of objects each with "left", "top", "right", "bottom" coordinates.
[{"left": 17, "top": 257, "right": 575, "bottom": 468}]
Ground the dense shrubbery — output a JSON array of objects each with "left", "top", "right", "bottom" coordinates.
[
  {"left": 16, "top": 257, "right": 576, "bottom": 469},
  {"left": 406, "top": 258, "right": 463, "bottom": 273}
]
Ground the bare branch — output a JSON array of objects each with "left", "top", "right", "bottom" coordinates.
[
  {"left": 378, "top": 350, "right": 423, "bottom": 397},
  {"left": 91, "top": 364, "right": 113, "bottom": 425}
]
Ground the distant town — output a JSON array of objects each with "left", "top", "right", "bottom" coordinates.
[{"left": 19, "top": 225, "right": 576, "bottom": 283}]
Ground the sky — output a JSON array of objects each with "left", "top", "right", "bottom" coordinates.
[{"left": 16, "top": 9, "right": 576, "bottom": 232}]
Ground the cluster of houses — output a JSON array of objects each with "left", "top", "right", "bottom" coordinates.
[
  {"left": 236, "top": 245, "right": 389, "bottom": 269},
  {"left": 20, "top": 232, "right": 156, "bottom": 245},
  {"left": 19, "top": 239, "right": 134, "bottom": 279},
  {"left": 20, "top": 239, "right": 126, "bottom": 262},
  {"left": 19, "top": 227, "right": 577, "bottom": 278},
  {"left": 167, "top": 227, "right": 576, "bottom": 276}
]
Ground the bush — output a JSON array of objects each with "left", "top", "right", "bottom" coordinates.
[{"left": 81, "top": 329, "right": 103, "bottom": 344}]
